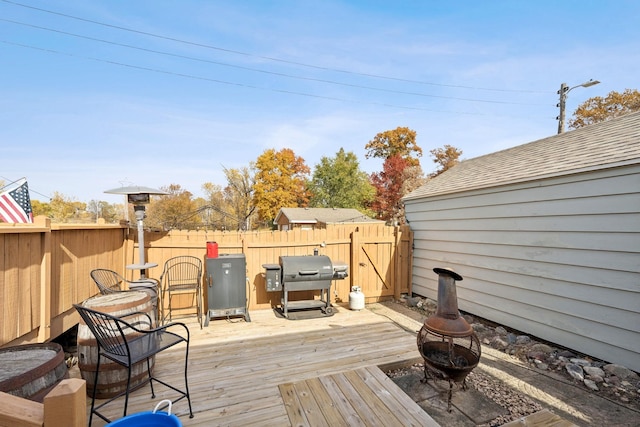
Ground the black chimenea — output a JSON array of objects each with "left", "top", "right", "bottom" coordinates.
[{"left": 417, "top": 267, "right": 481, "bottom": 411}]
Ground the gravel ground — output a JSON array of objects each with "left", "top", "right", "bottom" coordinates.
[
  {"left": 377, "top": 298, "right": 640, "bottom": 426},
  {"left": 386, "top": 361, "right": 544, "bottom": 426},
  {"left": 466, "top": 369, "right": 544, "bottom": 426}
]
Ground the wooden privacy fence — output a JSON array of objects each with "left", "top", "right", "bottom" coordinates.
[
  {"left": 0, "top": 217, "right": 128, "bottom": 347},
  {"left": 1, "top": 218, "right": 412, "bottom": 347},
  {"left": 144, "top": 223, "right": 413, "bottom": 312}
]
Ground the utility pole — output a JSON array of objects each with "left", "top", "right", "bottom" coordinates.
[
  {"left": 557, "top": 82, "right": 569, "bottom": 134},
  {"left": 556, "top": 79, "right": 600, "bottom": 134}
]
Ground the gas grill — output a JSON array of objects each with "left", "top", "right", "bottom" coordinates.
[{"left": 263, "top": 254, "right": 348, "bottom": 318}]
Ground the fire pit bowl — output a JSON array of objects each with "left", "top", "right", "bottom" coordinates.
[{"left": 418, "top": 340, "right": 480, "bottom": 383}]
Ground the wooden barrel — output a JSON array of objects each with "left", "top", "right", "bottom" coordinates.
[
  {"left": 0, "top": 343, "right": 69, "bottom": 402},
  {"left": 129, "top": 279, "right": 159, "bottom": 323},
  {"left": 77, "top": 291, "right": 155, "bottom": 399}
]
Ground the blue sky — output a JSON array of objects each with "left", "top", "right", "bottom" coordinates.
[{"left": 1, "top": 0, "right": 639, "bottom": 204}]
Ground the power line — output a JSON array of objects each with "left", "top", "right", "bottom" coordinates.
[
  {"left": 1, "top": 0, "right": 551, "bottom": 94},
  {"left": 2, "top": 39, "right": 511, "bottom": 117},
  {"left": 0, "top": 175, "right": 52, "bottom": 200},
  {"left": 2, "top": 18, "right": 549, "bottom": 107}
]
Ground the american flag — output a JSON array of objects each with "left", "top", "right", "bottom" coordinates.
[{"left": 0, "top": 178, "right": 34, "bottom": 223}]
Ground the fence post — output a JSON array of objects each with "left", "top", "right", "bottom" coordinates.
[
  {"left": 350, "top": 228, "right": 361, "bottom": 296},
  {"left": 37, "top": 216, "right": 52, "bottom": 343},
  {"left": 43, "top": 378, "right": 86, "bottom": 427},
  {"left": 394, "top": 225, "right": 402, "bottom": 300}
]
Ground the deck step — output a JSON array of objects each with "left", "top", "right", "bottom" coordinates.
[{"left": 279, "top": 365, "right": 440, "bottom": 427}]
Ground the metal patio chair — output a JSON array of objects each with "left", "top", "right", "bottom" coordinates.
[
  {"left": 160, "top": 255, "right": 204, "bottom": 329},
  {"left": 90, "top": 268, "right": 162, "bottom": 324},
  {"left": 73, "top": 303, "right": 193, "bottom": 425},
  {"left": 160, "top": 256, "right": 204, "bottom": 329},
  {"left": 90, "top": 268, "right": 130, "bottom": 294}
]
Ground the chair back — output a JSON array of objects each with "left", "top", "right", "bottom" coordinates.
[
  {"left": 162, "top": 256, "right": 202, "bottom": 291},
  {"left": 91, "top": 269, "right": 126, "bottom": 294},
  {"left": 74, "top": 304, "right": 135, "bottom": 358}
]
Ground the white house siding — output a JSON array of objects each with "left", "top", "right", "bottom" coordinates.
[{"left": 404, "top": 164, "right": 640, "bottom": 372}]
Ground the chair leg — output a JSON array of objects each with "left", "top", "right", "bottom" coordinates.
[
  {"left": 184, "top": 345, "right": 194, "bottom": 418},
  {"left": 157, "top": 288, "right": 163, "bottom": 326},
  {"left": 123, "top": 364, "right": 132, "bottom": 418},
  {"left": 89, "top": 355, "right": 101, "bottom": 426},
  {"left": 198, "top": 286, "right": 203, "bottom": 329},
  {"left": 147, "top": 356, "right": 156, "bottom": 398}
]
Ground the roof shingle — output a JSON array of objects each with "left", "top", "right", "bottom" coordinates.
[
  {"left": 404, "top": 111, "right": 640, "bottom": 200},
  {"left": 276, "top": 208, "right": 381, "bottom": 224}
]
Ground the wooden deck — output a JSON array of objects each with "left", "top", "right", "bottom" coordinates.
[{"left": 72, "top": 305, "right": 438, "bottom": 426}]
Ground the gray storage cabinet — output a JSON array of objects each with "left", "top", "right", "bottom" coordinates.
[{"left": 205, "top": 253, "right": 250, "bottom": 325}]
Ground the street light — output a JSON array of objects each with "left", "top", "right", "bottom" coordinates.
[{"left": 557, "top": 79, "right": 600, "bottom": 134}]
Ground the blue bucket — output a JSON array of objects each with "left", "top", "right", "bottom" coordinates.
[{"left": 106, "top": 400, "right": 182, "bottom": 427}]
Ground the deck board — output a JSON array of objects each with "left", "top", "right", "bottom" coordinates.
[
  {"left": 279, "top": 366, "right": 439, "bottom": 427},
  {"left": 71, "top": 306, "right": 435, "bottom": 426}
]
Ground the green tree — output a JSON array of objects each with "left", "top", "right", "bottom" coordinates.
[
  {"left": 309, "top": 148, "right": 375, "bottom": 211},
  {"left": 365, "top": 127, "right": 422, "bottom": 165},
  {"left": 253, "top": 148, "right": 310, "bottom": 226},
  {"left": 569, "top": 89, "right": 640, "bottom": 129},
  {"left": 429, "top": 144, "right": 462, "bottom": 178}
]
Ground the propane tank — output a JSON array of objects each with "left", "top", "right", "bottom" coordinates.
[{"left": 349, "top": 286, "right": 365, "bottom": 310}]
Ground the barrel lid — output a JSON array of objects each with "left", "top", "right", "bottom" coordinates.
[
  {"left": 83, "top": 291, "right": 150, "bottom": 312},
  {"left": 0, "top": 343, "right": 63, "bottom": 384}
]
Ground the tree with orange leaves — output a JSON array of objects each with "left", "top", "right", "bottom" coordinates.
[
  {"left": 253, "top": 148, "right": 310, "bottom": 226},
  {"left": 569, "top": 89, "right": 640, "bottom": 130}
]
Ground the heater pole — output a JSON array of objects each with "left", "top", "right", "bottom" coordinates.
[{"left": 134, "top": 206, "right": 147, "bottom": 279}]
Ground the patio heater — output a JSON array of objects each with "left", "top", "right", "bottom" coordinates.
[{"left": 104, "top": 185, "right": 168, "bottom": 279}]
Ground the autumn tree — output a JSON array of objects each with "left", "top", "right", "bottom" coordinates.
[
  {"left": 145, "top": 184, "right": 200, "bottom": 230},
  {"left": 365, "top": 127, "right": 422, "bottom": 165},
  {"left": 31, "top": 199, "right": 52, "bottom": 218},
  {"left": 253, "top": 148, "right": 311, "bottom": 226},
  {"left": 201, "top": 166, "right": 257, "bottom": 230},
  {"left": 87, "top": 200, "right": 120, "bottom": 223},
  {"left": 201, "top": 182, "right": 236, "bottom": 230},
  {"left": 569, "top": 89, "right": 640, "bottom": 129},
  {"left": 429, "top": 144, "right": 462, "bottom": 178},
  {"left": 223, "top": 166, "right": 256, "bottom": 230},
  {"left": 47, "top": 192, "right": 85, "bottom": 223},
  {"left": 370, "top": 155, "right": 425, "bottom": 224},
  {"left": 308, "top": 148, "right": 375, "bottom": 212}
]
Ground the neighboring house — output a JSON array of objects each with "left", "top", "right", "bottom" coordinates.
[
  {"left": 274, "top": 208, "right": 382, "bottom": 230},
  {"left": 403, "top": 111, "right": 640, "bottom": 372}
]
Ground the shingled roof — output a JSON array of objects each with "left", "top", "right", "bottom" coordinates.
[
  {"left": 404, "top": 111, "right": 640, "bottom": 200},
  {"left": 275, "top": 208, "right": 381, "bottom": 224}
]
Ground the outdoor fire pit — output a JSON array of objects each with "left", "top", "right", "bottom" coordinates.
[{"left": 417, "top": 267, "right": 481, "bottom": 411}]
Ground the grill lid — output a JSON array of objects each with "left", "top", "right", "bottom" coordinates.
[{"left": 279, "top": 255, "right": 334, "bottom": 282}]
